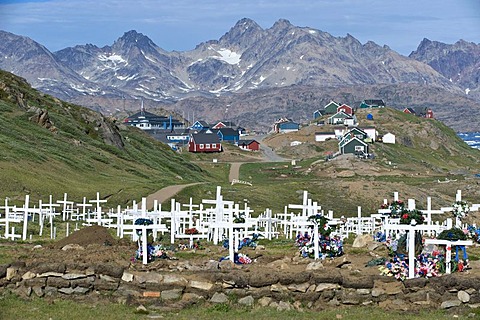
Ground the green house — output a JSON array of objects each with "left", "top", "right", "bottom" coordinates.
[
  {"left": 323, "top": 101, "right": 340, "bottom": 114},
  {"left": 339, "top": 136, "right": 369, "bottom": 155}
]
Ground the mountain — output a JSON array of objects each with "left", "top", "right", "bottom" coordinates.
[
  {"left": 409, "top": 38, "right": 480, "bottom": 101},
  {"left": 1, "top": 18, "right": 480, "bottom": 131},
  {"left": 0, "top": 69, "right": 208, "bottom": 203}
]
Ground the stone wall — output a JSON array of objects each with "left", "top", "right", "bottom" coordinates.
[{"left": 1, "top": 260, "right": 480, "bottom": 312}]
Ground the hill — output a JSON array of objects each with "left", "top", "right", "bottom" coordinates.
[{"left": 0, "top": 70, "right": 209, "bottom": 205}]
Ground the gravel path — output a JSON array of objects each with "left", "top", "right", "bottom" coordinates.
[
  {"left": 145, "top": 182, "right": 203, "bottom": 208},
  {"left": 229, "top": 162, "right": 242, "bottom": 182}
]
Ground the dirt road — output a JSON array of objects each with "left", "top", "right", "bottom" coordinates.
[
  {"left": 145, "top": 182, "right": 203, "bottom": 209},
  {"left": 229, "top": 162, "right": 242, "bottom": 182}
]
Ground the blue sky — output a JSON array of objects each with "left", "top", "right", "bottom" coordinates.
[{"left": 0, "top": 0, "right": 479, "bottom": 55}]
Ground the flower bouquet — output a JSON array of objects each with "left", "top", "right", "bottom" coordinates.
[
  {"left": 452, "top": 201, "right": 469, "bottom": 219},
  {"left": 380, "top": 200, "right": 406, "bottom": 218},
  {"left": 399, "top": 209, "right": 425, "bottom": 225}
]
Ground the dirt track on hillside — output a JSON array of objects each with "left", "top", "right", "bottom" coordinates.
[{"left": 145, "top": 183, "right": 203, "bottom": 209}]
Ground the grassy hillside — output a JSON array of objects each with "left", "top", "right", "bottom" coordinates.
[{"left": 0, "top": 70, "right": 210, "bottom": 206}]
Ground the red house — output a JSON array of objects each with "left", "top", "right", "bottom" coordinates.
[
  {"left": 238, "top": 139, "right": 260, "bottom": 151},
  {"left": 337, "top": 104, "right": 354, "bottom": 116},
  {"left": 188, "top": 132, "right": 222, "bottom": 153}
]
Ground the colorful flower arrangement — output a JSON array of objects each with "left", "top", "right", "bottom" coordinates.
[
  {"left": 467, "top": 225, "right": 480, "bottom": 243},
  {"left": 296, "top": 233, "right": 343, "bottom": 259},
  {"left": 380, "top": 200, "right": 406, "bottom": 218},
  {"left": 219, "top": 252, "right": 253, "bottom": 264},
  {"left": 452, "top": 201, "right": 469, "bottom": 219},
  {"left": 223, "top": 233, "right": 260, "bottom": 250},
  {"left": 379, "top": 252, "right": 444, "bottom": 281},
  {"left": 400, "top": 209, "right": 425, "bottom": 225},
  {"left": 133, "top": 244, "right": 170, "bottom": 263}
]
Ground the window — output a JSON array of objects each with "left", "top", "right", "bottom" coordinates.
[
  {"left": 206, "top": 144, "right": 210, "bottom": 149},
  {"left": 212, "top": 144, "right": 217, "bottom": 149},
  {"left": 199, "top": 144, "right": 204, "bottom": 149},
  {"left": 355, "top": 145, "right": 364, "bottom": 151}
]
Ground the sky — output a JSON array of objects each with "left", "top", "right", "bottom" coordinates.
[{"left": 0, "top": 0, "right": 479, "bottom": 56}]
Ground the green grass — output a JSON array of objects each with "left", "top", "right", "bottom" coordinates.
[{"left": 0, "top": 292, "right": 476, "bottom": 320}]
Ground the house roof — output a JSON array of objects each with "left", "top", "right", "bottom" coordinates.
[
  {"left": 213, "top": 127, "right": 239, "bottom": 136},
  {"left": 329, "top": 111, "right": 352, "bottom": 119},
  {"left": 238, "top": 139, "right": 258, "bottom": 145},
  {"left": 190, "top": 120, "right": 210, "bottom": 128},
  {"left": 124, "top": 111, "right": 183, "bottom": 126},
  {"left": 190, "top": 132, "right": 221, "bottom": 144}
]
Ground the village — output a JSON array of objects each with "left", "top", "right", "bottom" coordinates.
[{"left": 123, "top": 99, "right": 434, "bottom": 161}]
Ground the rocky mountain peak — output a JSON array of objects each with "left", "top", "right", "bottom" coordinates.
[
  {"left": 113, "top": 30, "right": 157, "bottom": 51},
  {"left": 218, "top": 17, "right": 264, "bottom": 48}
]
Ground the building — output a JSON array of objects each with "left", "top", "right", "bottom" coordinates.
[
  {"left": 124, "top": 102, "right": 184, "bottom": 130},
  {"left": 188, "top": 132, "right": 222, "bottom": 153},
  {"left": 238, "top": 139, "right": 260, "bottom": 151}
]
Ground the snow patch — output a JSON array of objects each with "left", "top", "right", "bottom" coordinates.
[
  {"left": 208, "top": 47, "right": 241, "bottom": 65},
  {"left": 308, "top": 30, "right": 316, "bottom": 34},
  {"left": 117, "top": 74, "right": 138, "bottom": 81},
  {"left": 251, "top": 75, "right": 266, "bottom": 86},
  {"left": 37, "top": 78, "right": 58, "bottom": 82},
  {"left": 465, "top": 88, "right": 470, "bottom": 95},
  {"left": 98, "top": 54, "right": 126, "bottom": 64},
  {"left": 300, "top": 55, "right": 304, "bottom": 60}
]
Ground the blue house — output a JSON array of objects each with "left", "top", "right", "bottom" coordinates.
[
  {"left": 189, "top": 120, "right": 210, "bottom": 131},
  {"left": 214, "top": 127, "right": 239, "bottom": 143}
]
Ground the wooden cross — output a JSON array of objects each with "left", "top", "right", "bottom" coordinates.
[{"left": 89, "top": 192, "right": 108, "bottom": 225}]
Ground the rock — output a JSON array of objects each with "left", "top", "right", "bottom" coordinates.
[
  {"left": 61, "top": 244, "right": 85, "bottom": 251},
  {"left": 32, "top": 286, "right": 44, "bottom": 297},
  {"left": 371, "top": 288, "right": 385, "bottom": 297},
  {"left": 205, "top": 260, "right": 219, "bottom": 270},
  {"left": 189, "top": 280, "right": 213, "bottom": 291},
  {"left": 219, "top": 260, "right": 234, "bottom": 270},
  {"left": 270, "top": 283, "right": 289, "bottom": 293},
  {"left": 367, "top": 242, "right": 382, "bottom": 251},
  {"left": 182, "top": 292, "right": 203, "bottom": 302},
  {"left": 58, "top": 287, "right": 75, "bottom": 295},
  {"left": 95, "top": 263, "right": 124, "bottom": 278},
  {"left": 62, "top": 273, "right": 88, "bottom": 280},
  {"left": 135, "top": 272, "right": 163, "bottom": 284},
  {"left": 162, "top": 274, "right": 187, "bottom": 286},
  {"left": 315, "top": 283, "right": 340, "bottom": 292},
  {"left": 6, "top": 267, "right": 18, "bottom": 280},
  {"left": 441, "top": 300, "right": 462, "bottom": 309},
  {"left": 458, "top": 291, "right": 470, "bottom": 303},
  {"left": 210, "top": 292, "right": 228, "bottom": 304},
  {"left": 136, "top": 305, "right": 147, "bottom": 313},
  {"left": 238, "top": 295, "right": 254, "bottom": 306},
  {"left": 276, "top": 301, "right": 292, "bottom": 311},
  {"left": 287, "top": 282, "right": 310, "bottom": 293},
  {"left": 352, "top": 234, "right": 372, "bottom": 248},
  {"left": 256, "top": 245, "right": 266, "bottom": 250},
  {"left": 122, "top": 272, "right": 134, "bottom": 282},
  {"left": 161, "top": 289, "right": 183, "bottom": 300},
  {"left": 257, "top": 296, "right": 272, "bottom": 307},
  {"left": 21, "top": 271, "right": 36, "bottom": 280},
  {"left": 306, "top": 261, "right": 324, "bottom": 270},
  {"left": 32, "top": 245, "right": 42, "bottom": 250}
]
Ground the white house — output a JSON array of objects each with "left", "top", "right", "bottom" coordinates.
[
  {"left": 360, "top": 127, "right": 378, "bottom": 141},
  {"left": 383, "top": 132, "right": 396, "bottom": 144},
  {"left": 290, "top": 141, "right": 302, "bottom": 146}
]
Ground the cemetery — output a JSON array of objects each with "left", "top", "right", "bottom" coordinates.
[{"left": 1, "top": 187, "right": 480, "bottom": 314}]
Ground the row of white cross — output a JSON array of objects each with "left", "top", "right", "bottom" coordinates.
[{"left": 0, "top": 188, "right": 478, "bottom": 271}]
